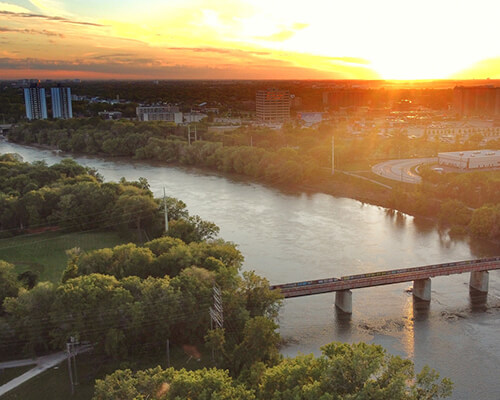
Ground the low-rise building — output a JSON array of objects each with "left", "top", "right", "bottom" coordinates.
[
  {"left": 98, "top": 111, "right": 123, "bottom": 120},
  {"left": 136, "top": 106, "right": 183, "bottom": 124},
  {"left": 438, "top": 150, "right": 500, "bottom": 169}
]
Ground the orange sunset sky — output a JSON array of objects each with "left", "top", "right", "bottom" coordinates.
[{"left": 1, "top": 0, "right": 499, "bottom": 80}]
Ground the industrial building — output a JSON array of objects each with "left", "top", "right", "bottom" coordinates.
[
  {"left": 256, "top": 89, "right": 291, "bottom": 122},
  {"left": 51, "top": 87, "right": 73, "bottom": 119},
  {"left": 24, "top": 84, "right": 47, "bottom": 120},
  {"left": 136, "top": 106, "right": 183, "bottom": 124},
  {"left": 438, "top": 150, "right": 500, "bottom": 169}
]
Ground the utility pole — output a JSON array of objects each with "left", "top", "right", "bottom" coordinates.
[
  {"left": 163, "top": 187, "right": 169, "bottom": 233},
  {"left": 194, "top": 125, "right": 197, "bottom": 141},
  {"left": 331, "top": 136, "right": 335, "bottom": 175},
  {"left": 66, "top": 342, "right": 74, "bottom": 395},
  {"left": 166, "top": 339, "right": 171, "bottom": 368},
  {"left": 188, "top": 125, "right": 191, "bottom": 145},
  {"left": 66, "top": 337, "right": 78, "bottom": 395}
]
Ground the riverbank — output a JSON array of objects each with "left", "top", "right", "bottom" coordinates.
[
  {"left": 4, "top": 139, "right": 493, "bottom": 245},
  {"left": 0, "top": 139, "right": 432, "bottom": 219}
]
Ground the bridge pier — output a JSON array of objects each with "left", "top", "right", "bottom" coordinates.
[
  {"left": 469, "top": 271, "right": 489, "bottom": 293},
  {"left": 335, "top": 290, "right": 352, "bottom": 314},
  {"left": 413, "top": 278, "right": 431, "bottom": 301}
]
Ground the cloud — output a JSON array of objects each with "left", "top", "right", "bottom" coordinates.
[
  {"left": 0, "top": 1, "right": 31, "bottom": 13},
  {"left": 166, "top": 47, "right": 271, "bottom": 56},
  {"left": 0, "top": 10, "right": 105, "bottom": 27},
  {"left": 450, "top": 57, "right": 500, "bottom": 79},
  {"left": 255, "top": 21, "right": 309, "bottom": 42},
  {"left": 328, "top": 56, "right": 371, "bottom": 65},
  {"left": 0, "top": 26, "right": 65, "bottom": 37},
  {"left": 257, "top": 30, "right": 295, "bottom": 42},
  {"left": 291, "top": 22, "right": 308, "bottom": 30},
  {"left": 0, "top": 55, "right": 346, "bottom": 80}
]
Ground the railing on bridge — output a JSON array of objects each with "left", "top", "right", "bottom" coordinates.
[{"left": 270, "top": 257, "right": 500, "bottom": 313}]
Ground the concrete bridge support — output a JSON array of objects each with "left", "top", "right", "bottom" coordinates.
[
  {"left": 413, "top": 278, "right": 431, "bottom": 301},
  {"left": 469, "top": 271, "right": 489, "bottom": 293},
  {"left": 335, "top": 290, "right": 352, "bottom": 314}
]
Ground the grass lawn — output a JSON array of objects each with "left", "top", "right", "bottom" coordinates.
[
  {"left": 0, "top": 231, "right": 126, "bottom": 283},
  {"left": 0, "top": 365, "right": 34, "bottom": 386}
]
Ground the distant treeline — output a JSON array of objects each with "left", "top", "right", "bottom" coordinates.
[{"left": 9, "top": 119, "right": 321, "bottom": 186}]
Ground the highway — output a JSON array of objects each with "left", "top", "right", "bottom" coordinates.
[{"left": 371, "top": 157, "right": 436, "bottom": 184}]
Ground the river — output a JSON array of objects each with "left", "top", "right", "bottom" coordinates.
[{"left": 1, "top": 140, "right": 499, "bottom": 399}]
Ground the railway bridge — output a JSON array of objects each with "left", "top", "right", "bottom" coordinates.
[{"left": 270, "top": 257, "right": 500, "bottom": 313}]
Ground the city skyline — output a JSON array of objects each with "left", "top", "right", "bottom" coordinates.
[{"left": 0, "top": 0, "right": 499, "bottom": 80}]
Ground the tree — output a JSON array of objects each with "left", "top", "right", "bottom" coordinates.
[
  {"left": 50, "top": 274, "right": 134, "bottom": 355},
  {"left": 93, "top": 366, "right": 255, "bottom": 400},
  {"left": 255, "top": 342, "right": 452, "bottom": 400},
  {"left": 0, "top": 261, "right": 21, "bottom": 313},
  {"left": 438, "top": 200, "right": 472, "bottom": 227},
  {"left": 93, "top": 342, "right": 452, "bottom": 400},
  {"left": 168, "top": 215, "right": 219, "bottom": 243},
  {"left": 114, "top": 193, "right": 160, "bottom": 241},
  {"left": 3, "top": 282, "right": 56, "bottom": 354},
  {"left": 232, "top": 316, "right": 281, "bottom": 376},
  {"left": 468, "top": 204, "right": 500, "bottom": 239}
]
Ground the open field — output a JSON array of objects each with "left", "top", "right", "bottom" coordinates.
[{"left": 0, "top": 231, "right": 126, "bottom": 283}]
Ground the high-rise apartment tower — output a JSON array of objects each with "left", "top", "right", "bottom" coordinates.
[
  {"left": 51, "top": 87, "right": 73, "bottom": 119},
  {"left": 24, "top": 84, "right": 48, "bottom": 120}
]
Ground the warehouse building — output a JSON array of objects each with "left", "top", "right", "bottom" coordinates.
[{"left": 438, "top": 150, "right": 500, "bottom": 169}]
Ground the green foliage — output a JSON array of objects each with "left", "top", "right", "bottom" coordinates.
[
  {"left": 3, "top": 282, "right": 56, "bottom": 354},
  {"left": 93, "top": 366, "right": 256, "bottom": 400},
  {"left": 66, "top": 236, "right": 239, "bottom": 280},
  {"left": 438, "top": 200, "right": 472, "bottom": 227},
  {"left": 93, "top": 342, "right": 453, "bottom": 400},
  {"left": 0, "top": 260, "right": 21, "bottom": 313},
  {"left": 468, "top": 204, "right": 500, "bottom": 239},
  {"left": 254, "top": 342, "right": 452, "bottom": 400}
]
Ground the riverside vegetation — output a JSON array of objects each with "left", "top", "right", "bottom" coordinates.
[
  {"left": 7, "top": 119, "right": 500, "bottom": 241},
  {"left": 0, "top": 156, "right": 454, "bottom": 399}
]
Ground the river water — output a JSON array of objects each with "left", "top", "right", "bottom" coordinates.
[{"left": 1, "top": 140, "right": 499, "bottom": 399}]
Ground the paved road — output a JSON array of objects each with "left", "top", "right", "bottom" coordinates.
[
  {"left": 0, "top": 345, "right": 92, "bottom": 397},
  {"left": 371, "top": 157, "right": 437, "bottom": 184}
]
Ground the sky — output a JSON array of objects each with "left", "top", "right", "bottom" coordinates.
[{"left": 0, "top": 0, "right": 499, "bottom": 80}]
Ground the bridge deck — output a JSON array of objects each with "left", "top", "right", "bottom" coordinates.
[{"left": 272, "top": 258, "right": 500, "bottom": 298}]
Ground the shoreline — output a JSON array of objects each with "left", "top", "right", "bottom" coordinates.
[
  {"left": 5, "top": 139, "right": 496, "bottom": 248},
  {"left": 9, "top": 140, "right": 399, "bottom": 210}
]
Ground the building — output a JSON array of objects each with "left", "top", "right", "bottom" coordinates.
[
  {"left": 51, "top": 87, "right": 73, "bottom": 119},
  {"left": 183, "top": 112, "right": 207, "bottom": 123},
  {"left": 98, "top": 110, "right": 123, "bottom": 120},
  {"left": 297, "top": 112, "right": 323, "bottom": 127},
  {"left": 256, "top": 89, "right": 291, "bottom": 122},
  {"left": 23, "top": 84, "right": 47, "bottom": 120},
  {"left": 136, "top": 106, "right": 183, "bottom": 124},
  {"left": 453, "top": 86, "right": 500, "bottom": 116},
  {"left": 438, "top": 150, "right": 500, "bottom": 169}
]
